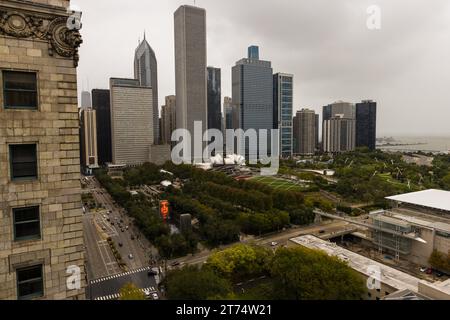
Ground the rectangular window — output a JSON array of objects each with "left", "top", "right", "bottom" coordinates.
[
  {"left": 10, "top": 144, "right": 38, "bottom": 180},
  {"left": 16, "top": 265, "right": 44, "bottom": 300},
  {"left": 13, "top": 206, "right": 41, "bottom": 241},
  {"left": 3, "top": 70, "right": 38, "bottom": 109}
]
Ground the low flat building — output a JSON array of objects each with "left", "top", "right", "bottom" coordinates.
[
  {"left": 290, "top": 235, "right": 450, "bottom": 300},
  {"left": 370, "top": 189, "right": 450, "bottom": 265}
]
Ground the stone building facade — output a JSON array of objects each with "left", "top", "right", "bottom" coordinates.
[{"left": 0, "top": 0, "right": 85, "bottom": 299}]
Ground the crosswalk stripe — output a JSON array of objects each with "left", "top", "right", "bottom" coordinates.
[{"left": 90, "top": 266, "right": 157, "bottom": 284}]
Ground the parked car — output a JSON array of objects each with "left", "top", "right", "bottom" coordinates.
[
  {"left": 426, "top": 268, "right": 433, "bottom": 275},
  {"left": 131, "top": 235, "right": 135, "bottom": 240},
  {"left": 128, "top": 254, "right": 133, "bottom": 260},
  {"left": 151, "top": 293, "right": 159, "bottom": 300},
  {"left": 121, "top": 229, "right": 125, "bottom": 233},
  {"left": 271, "top": 242, "right": 278, "bottom": 247},
  {"left": 435, "top": 271, "right": 444, "bottom": 278},
  {"left": 171, "top": 261, "right": 180, "bottom": 267},
  {"left": 148, "top": 270, "right": 158, "bottom": 276},
  {"left": 118, "top": 242, "right": 123, "bottom": 247},
  {"left": 420, "top": 267, "right": 427, "bottom": 273}
]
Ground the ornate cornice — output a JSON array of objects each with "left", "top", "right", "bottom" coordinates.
[{"left": 0, "top": 8, "right": 82, "bottom": 66}]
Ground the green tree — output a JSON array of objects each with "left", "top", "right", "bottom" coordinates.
[
  {"left": 442, "top": 173, "right": 450, "bottom": 190},
  {"left": 205, "top": 244, "right": 273, "bottom": 282},
  {"left": 165, "top": 266, "right": 231, "bottom": 300},
  {"left": 289, "top": 206, "right": 315, "bottom": 225},
  {"left": 270, "top": 247, "right": 365, "bottom": 300},
  {"left": 429, "top": 250, "right": 450, "bottom": 273},
  {"left": 201, "top": 219, "right": 240, "bottom": 246},
  {"left": 119, "top": 283, "right": 146, "bottom": 300}
]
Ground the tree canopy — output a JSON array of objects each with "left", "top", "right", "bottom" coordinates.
[
  {"left": 164, "top": 266, "right": 232, "bottom": 300},
  {"left": 270, "top": 247, "right": 365, "bottom": 300}
]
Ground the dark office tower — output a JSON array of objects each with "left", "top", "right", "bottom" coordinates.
[
  {"left": 232, "top": 46, "right": 273, "bottom": 157},
  {"left": 224, "top": 97, "right": 233, "bottom": 129},
  {"left": 92, "top": 89, "right": 112, "bottom": 165},
  {"left": 356, "top": 100, "right": 377, "bottom": 150},
  {"left": 134, "top": 34, "right": 159, "bottom": 144},
  {"left": 207, "top": 67, "right": 222, "bottom": 131}
]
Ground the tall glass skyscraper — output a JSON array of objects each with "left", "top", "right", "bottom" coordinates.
[
  {"left": 274, "top": 73, "right": 293, "bottom": 158},
  {"left": 134, "top": 35, "right": 159, "bottom": 144},
  {"left": 207, "top": 67, "right": 222, "bottom": 131},
  {"left": 356, "top": 100, "right": 377, "bottom": 150},
  {"left": 248, "top": 45, "right": 259, "bottom": 60},
  {"left": 224, "top": 97, "right": 233, "bottom": 130},
  {"left": 232, "top": 46, "right": 273, "bottom": 158}
]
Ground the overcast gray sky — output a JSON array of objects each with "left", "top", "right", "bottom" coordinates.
[{"left": 74, "top": 0, "right": 450, "bottom": 137}]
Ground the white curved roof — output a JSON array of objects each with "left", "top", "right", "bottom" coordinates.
[{"left": 386, "top": 189, "right": 450, "bottom": 212}]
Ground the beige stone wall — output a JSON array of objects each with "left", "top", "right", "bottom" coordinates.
[
  {"left": 409, "top": 228, "right": 435, "bottom": 266},
  {"left": 0, "top": 0, "right": 85, "bottom": 300}
]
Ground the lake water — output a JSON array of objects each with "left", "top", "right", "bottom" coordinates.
[{"left": 377, "top": 136, "right": 450, "bottom": 153}]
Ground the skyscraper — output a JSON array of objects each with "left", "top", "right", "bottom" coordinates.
[
  {"left": 356, "top": 100, "right": 377, "bottom": 150},
  {"left": 134, "top": 35, "right": 159, "bottom": 144},
  {"left": 161, "top": 95, "right": 177, "bottom": 145},
  {"left": 110, "top": 78, "right": 153, "bottom": 166},
  {"left": 232, "top": 46, "right": 273, "bottom": 157},
  {"left": 224, "top": 96, "right": 233, "bottom": 130},
  {"left": 0, "top": 0, "right": 85, "bottom": 300},
  {"left": 92, "top": 89, "right": 112, "bottom": 165},
  {"left": 248, "top": 45, "right": 260, "bottom": 60},
  {"left": 207, "top": 67, "right": 222, "bottom": 131},
  {"left": 293, "top": 109, "right": 318, "bottom": 156},
  {"left": 323, "top": 101, "right": 356, "bottom": 121},
  {"left": 323, "top": 115, "right": 356, "bottom": 153},
  {"left": 322, "top": 102, "right": 356, "bottom": 153},
  {"left": 79, "top": 109, "right": 99, "bottom": 174},
  {"left": 315, "top": 114, "right": 320, "bottom": 151},
  {"left": 81, "top": 90, "right": 92, "bottom": 109},
  {"left": 274, "top": 73, "right": 294, "bottom": 158},
  {"left": 174, "top": 5, "right": 207, "bottom": 161}
]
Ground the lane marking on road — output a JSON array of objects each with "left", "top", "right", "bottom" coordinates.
[
  {"left": 90, "top": 266, "right": 154, "bottom": 284},
  {"left": 94, "top": 287, "right": 156, "bottom": 300}
]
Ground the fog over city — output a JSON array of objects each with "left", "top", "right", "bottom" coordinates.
[{"left": 75, "top": 0, "right": 450, "bottom": 136}]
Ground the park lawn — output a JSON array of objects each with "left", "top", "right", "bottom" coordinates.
[
  {"left": 377, "top": 173, "right": 419, "bottom": 190},
  {"left": 251, "top": 176, "right": 305, "bottom": 192}
]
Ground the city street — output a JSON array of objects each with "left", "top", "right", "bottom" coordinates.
[
  {"left": 83, "top": 176, "right": 156, "bottom": 281},
  {"left": 88, "top": 266, "right": 160, "bottom": 300},
  {"left": 166, "top": 220, "right": 351, "bottom": 268}
]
